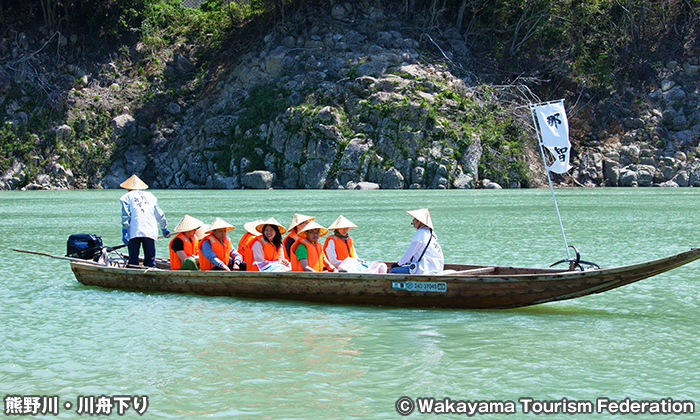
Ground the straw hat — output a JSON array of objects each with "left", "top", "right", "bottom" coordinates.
[
  {"left": 327, "top": 215, "right": 358, "bottom": 230},
  {"left": 255, "top": 217, "right": 288, "bottom": 235},
  {"left": 119, "top": 174, "right": 149, "bottom": 190},
  {"left": 243, "top": 219, "right": 265, "bottom": 235},
  {"left": 195, "top": 224, "right": 209, "bottom": 239},
  {"left": 407, "top": 208, "right": 434, "bottom": 229},
  {"left": 287, "top": 213, "right": 315, "bottom": 232},
  {"left": 205, "top": 217, "right": 235, "bottom": 232},
  {"left": 297, "top": 221, "right": 329, "bottom": 238},
  {"left": 173, "top": 214, "right": 204, "bottom": 233}
]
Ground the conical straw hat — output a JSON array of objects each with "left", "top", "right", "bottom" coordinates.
[
  {"left": 195, "top": 224, "right": 209, "bottom": 239},
  {"left": 287, "top": 213, "right": 315, "bottom": 232},
  {"left": 205, "top": 217, "right": 235, "bottom": 232},
  {"left": 256, "top": 217, "right": 287, "bottom": 235},
  {"left": 327, "top": 215, "right": 358, "bottom": 230},
  {"left": 119, "top": 174, "right": 149, "bottom": 190},
  {"left": 243, "top": 219, "right": 265, "bottom": 235},
  {"left": 297, "top": 220, "right": 328, "bottom": 238},
  {"left": 407, "top": 208, "right": 433, "bottom": 229},
  {"left": 173, "top": 214, "right": 204, "bottom": 233}
]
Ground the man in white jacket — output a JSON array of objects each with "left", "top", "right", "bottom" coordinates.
[
  {"left": 391, "top": 208, "right": 444, "bottom": 275},
  {"left": 119, "top": 174, "right": 169, "bottom": 268}
]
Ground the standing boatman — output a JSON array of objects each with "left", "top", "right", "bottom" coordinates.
[{"left": 119, "top": 174, "right": 169, "bottom": 268}]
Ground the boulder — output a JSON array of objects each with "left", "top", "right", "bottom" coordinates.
[
  {"left": 299, "top": 159, "right": 331, "bottom": 189},
  {"left": 354, "top": 182, "right": 380, "bottom": 190},
  {"left": 603, "top": 159, "right": 620, "bottom": 186},
  {"left": 453, "top": 172, "right": 473, "bottom": 189},
  {"left": 381, "top": 166, "right": 404, "bottom": 189},
  {"left": 112, "top": 114, "right": 136, "bottom": 137},
  {"left": 177, "top": 55, "right": 194, "bottom": 73},
  {"left": 619, "top": 168, "right": 638, "bottom": 187},
  {"left": 243, "top": 170, "right": 275, "bottom": 189},
  {"left": 579, "top": 152, "right": 603, "bottom": 185}
]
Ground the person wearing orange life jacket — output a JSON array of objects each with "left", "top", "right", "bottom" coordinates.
[
  {"left": 238, "top": 219, "right": 263, "bottom": 270},
  {"left": 169, "top": 214, "right": 204, "bottom": 270},
  {"left": 250, "top": 217, "right": 291, "bottom": 272},
  {"left": 324, "top": 215, "right": 388, "bottom": 274},
  {"left": 283, "top": 213, "right": 315, "bottom": 260},
  {"left": 323, "top": 215, "right": 358, "bottom": 266},
  {"left": 198, "top": 217, "right": 245, "bottom": 271},
  {"left": 290, "top": 221, "right": 337, "bottom": 272}
]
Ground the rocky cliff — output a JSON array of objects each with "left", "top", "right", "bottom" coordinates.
[{"left": 1, "top": 2, "right": 699, "bottom": 191}]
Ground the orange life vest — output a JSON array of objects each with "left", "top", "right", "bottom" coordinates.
[
  {"left": 249, "top": 237, "right": 282, "bottom": 271},
  {"left": 283, "top": 231, "right": 299, "bottom": 260},
  {"left": 238, "top": 232, "right": 258, "bottom": 269},
  {"left": 323, "top": 234, "right": 354, "bottom": 262},
  {"left": 198, "top": 234, "right": 231, "bottom": 271},
  {"left": 169, "top": 232, "right": 197, "bottom": 270},
  {"left": 290, "top": 238, "right": 324, "bottom": 272}
]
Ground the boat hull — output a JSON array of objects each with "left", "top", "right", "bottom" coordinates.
[{"left": 70, "top": 248, "right": 700, "bottom": 309}]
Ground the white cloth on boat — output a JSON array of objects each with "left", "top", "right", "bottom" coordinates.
[
  {"left": 337, "top": 258, "right": 386, "bottom": 274},
  {"left": 256, "top": 261, "right": 291, "bottom": 272},
  {"left": 120, "top": 190, "right": 167, "bottom": 240},
  {"left": 397, "top": 226, "right": 444, "bottom": 275}
]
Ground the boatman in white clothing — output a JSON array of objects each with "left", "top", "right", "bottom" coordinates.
[
  {"left": 390, "top": 208, "right": 444, "bottom": 275},
  {"left": 119, "top": 174, "right": 169, "bottom": 268}
]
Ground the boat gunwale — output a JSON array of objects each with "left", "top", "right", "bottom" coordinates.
[{"left": 69, "top": 247, "right": 700, "bottom": 283}]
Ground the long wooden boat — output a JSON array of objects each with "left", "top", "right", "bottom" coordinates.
[{"left": 67, "top": 248, "right": 700, "bottom": 309}]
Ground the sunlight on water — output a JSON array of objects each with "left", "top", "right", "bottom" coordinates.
[{"left": 1, "top": 188, "right": 699, "bottom": 419}]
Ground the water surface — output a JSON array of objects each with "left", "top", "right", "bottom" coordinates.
[{"left": 1, "top": 188, "right": 699, "bottom": 418}]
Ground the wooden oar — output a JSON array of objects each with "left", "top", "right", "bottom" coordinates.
[{"left": 12, "top": 248, "right": 105, "bottom": 266}]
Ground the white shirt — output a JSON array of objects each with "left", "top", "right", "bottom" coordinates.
[
  {"left": 120, "top": 190, "right": 167, "bottom": 240},
  {"left": 397, "top": 227, "right": 444, "bottom": 274}
]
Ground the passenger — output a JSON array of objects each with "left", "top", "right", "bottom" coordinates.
[
  {"left": 238, "top": 219, "right": 263, "bottom": 270},
  {"left": 250, "top": 218, "right": 291, "bottom": 272},
  {"left": 168, "top": 214, "right": 203, "bottom": 270},
  {"left": 324, "top": 215, "right": 388, "bottom": 274},
  {"left": 283, "top": 213, "right": 315, "bottom": 260},
  {"left": 119, "top": 174, "right": 169, "bottom": 268},
  {"left": 290, "top": 221, "right": 337, "bottom": 272},
  {"left": 390, "top": 208, "right": 444, "bottom": 275},
  {"left": 198, "top": 217, "right": 245, "bottom": 271}
]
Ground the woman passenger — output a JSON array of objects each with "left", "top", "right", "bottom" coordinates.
[{"left": 250, "top": 218, "right": 291, "bottom": 271}]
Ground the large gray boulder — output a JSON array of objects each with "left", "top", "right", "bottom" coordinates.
[
  {"left": 243, "top": 170, "right": 275, "bottom": 189},
  {"left": 381, "top": 166, "right": 404, "bottom": 189},
  {"left": 112, "top": 114, "right": 136, "bottom": 137},
  {"left": 299, "top": 159, "right": 331, "bottom": 189}
]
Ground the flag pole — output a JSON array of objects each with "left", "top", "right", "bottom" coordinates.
[{"left": 530, "top": 101, "right": 571, "bottom": 260}]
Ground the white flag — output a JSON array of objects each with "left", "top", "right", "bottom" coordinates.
[{"left": 534, "top": 100, "right": 571, "bottom": 174}]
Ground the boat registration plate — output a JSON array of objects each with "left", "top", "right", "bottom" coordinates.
[{"left": 392, "top": 281, "right": 447, "bottom": 293}]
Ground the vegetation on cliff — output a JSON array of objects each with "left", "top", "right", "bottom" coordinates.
[{"left": 0, "top": 0, "right": 698, "bottom": 189}]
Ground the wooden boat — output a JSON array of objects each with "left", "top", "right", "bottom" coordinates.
[{"left": 65, "top": 248, "right": 700, "bottom": 309}]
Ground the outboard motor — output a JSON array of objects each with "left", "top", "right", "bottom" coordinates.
[{"left": 66, "top": 234, "right": 104, "bottom": 260}]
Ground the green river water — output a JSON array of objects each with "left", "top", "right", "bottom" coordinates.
[{"left": 1, "top": 188, "right": 699, "bottom": 419}]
